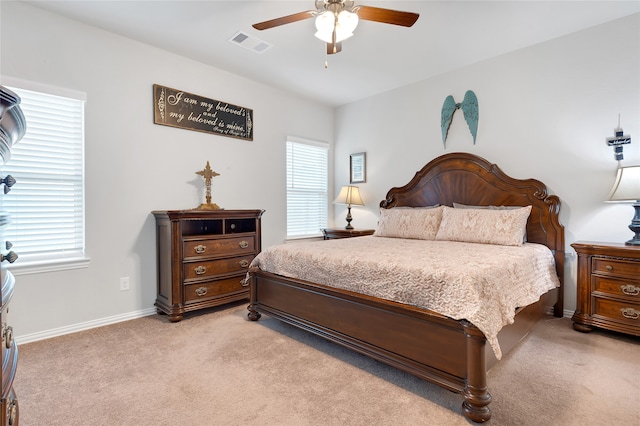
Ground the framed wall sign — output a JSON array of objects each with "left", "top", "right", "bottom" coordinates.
[
  {"left": 153, "top": 84, "right": 253, "bottom": 141},
  {"left": 350, "top": 152, "right": 366, "bottom": 184}
]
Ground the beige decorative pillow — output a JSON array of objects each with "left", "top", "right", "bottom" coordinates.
[
  {"left": 435, "top": 205, "right": 531, "bottom": 246},
  {"left": 452, "top": 203, "right": 528, "bottom": 241},
  {"left": 374, "top": 206, "right": 444, "bottom": 240}
]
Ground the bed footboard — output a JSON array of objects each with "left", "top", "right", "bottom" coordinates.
[{"left": 247, "top": 270, "right": 492, "bottom": 423}]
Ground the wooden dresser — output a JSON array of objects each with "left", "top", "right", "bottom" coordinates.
[
  {"left": 0, "top": 255, "right": 18, "bottom": 426},
  {"left": 0, "top": 86, "right": 25, "bottom": 426},
  {"left": 152, "top": 209, "right": 263, "bottom": 322},
  {"left": 571, "top": 241, "right": 640, "bottom": 336}
]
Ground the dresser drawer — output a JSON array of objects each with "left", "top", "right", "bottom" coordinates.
[
  {"left": 592, "top": 257, "right": 640, "bottom": 279},
  {"left": 184, "top": 276, "right": 248, "bottom": 303},
  {"left": 183, "top": 255, "right": 254, "bottom": 281},
  {"left": 1, "top": 307, "right": 12, "bottom": 369},
  {"left": 1, "top": 387, "right": 18, "bottom": 426},
  {"left": 593, "top": 297, "right": 640, "bottom": 327},
  {"left": 183, "top": 236, "right": 255, "bottom": 259},
  {"left": 593, "top": 276, "right": 640, "bottom": 300}
]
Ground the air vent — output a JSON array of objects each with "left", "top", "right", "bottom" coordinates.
[{"left": 228, "top": 31, "right": 273, "bottom": 54}]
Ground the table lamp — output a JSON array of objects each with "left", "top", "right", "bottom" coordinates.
[
  {"left": 607, "top": 165, "right": 640, "bottom": 245},
  {"left": 334, "top": 185, "right": 364, "bottom": 230}
]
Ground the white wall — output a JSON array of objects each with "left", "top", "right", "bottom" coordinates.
[
  {"left": 334, "top": 13, "right": 640, "bottom": 314},
  {"left": 1, "top": 1, "right": 333, "bottom": 341}
]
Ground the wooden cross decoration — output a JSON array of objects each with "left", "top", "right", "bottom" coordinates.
[{"left": 195, "top": 161, "right": 221, "bottom": 210}]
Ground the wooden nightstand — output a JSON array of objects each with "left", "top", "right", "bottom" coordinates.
[
  {"left": 323, "top": 228, "right": 375, "bottom": 240},
  {"left": 571, "top": 241, "right": 640, "bottom": 336}
]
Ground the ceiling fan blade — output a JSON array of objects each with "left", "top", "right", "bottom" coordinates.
[
  {"left": 356, "top": 6, "right": 419, "bottom": 27},
  {"left": 326, "top": 41, "right": 342, "bottom": 55},
  {"left": 252, "top": 10, "right": 315, "bottom": 30}
]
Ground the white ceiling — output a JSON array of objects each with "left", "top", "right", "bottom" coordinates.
[{"left": 22, "top": 0, "right": 640, "bottom": 107}]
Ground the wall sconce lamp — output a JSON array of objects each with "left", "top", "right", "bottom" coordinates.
[
  {"left": 607, "top": 165, "right": 640, "bottom": 245},
  {"left": 334, "top": 185, "right": 364, "bottom": 230}
]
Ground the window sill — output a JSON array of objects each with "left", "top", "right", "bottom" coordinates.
[{"left": 8, "top": 256, "right": 91, "bottom": 276}]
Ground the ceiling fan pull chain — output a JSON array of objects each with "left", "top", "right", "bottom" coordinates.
[{"left": 324, "top": 49, "right": 329, "bottom": 68}]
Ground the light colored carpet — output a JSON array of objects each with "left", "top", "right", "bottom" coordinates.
[{"left": 15, "top": 302, "right": 639, "bottom": 425}]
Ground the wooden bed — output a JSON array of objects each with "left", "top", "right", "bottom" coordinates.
[{"left": 246, "top": 152, "right": 564, "bottom": 422}]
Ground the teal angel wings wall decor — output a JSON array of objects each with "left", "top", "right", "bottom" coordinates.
[{"left": 441, "top": 90, "right": 478, "bottom": 147}]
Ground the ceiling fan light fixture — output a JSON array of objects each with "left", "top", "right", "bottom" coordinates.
[
  {"left": 314, "top": 11, "right": 335, "bottom": 42},
  {"left": 314, "top": 9, "right": 358, "bottom": 43},
  {"left": 253, "top": 1, "right": 418, "bottom": 57},
  {"left": 337, "top": 9, "right": 358, "bottom": 33}
]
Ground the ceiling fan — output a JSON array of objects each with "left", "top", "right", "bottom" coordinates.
[{"left": 252, "top": 0, "right": 419, "bottom": 55}]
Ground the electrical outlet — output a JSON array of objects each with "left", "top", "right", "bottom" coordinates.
[{"left": 120, "top": 277, "right": 130, "bottom": 291}]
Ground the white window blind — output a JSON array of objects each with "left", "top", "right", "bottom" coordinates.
[
  {"left": 286, "top": 138, "right": 328, "bottom": 238},
  {"left": 4, "top": 86, "right": 85, "bottom": 264}
]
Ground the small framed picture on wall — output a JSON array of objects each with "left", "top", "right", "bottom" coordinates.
[{"left": 350, "top": 152, "right": 366, "bottom": 184}]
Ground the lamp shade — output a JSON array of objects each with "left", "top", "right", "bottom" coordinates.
[
  {"left": 334, "top": 185, "right": 364, "bottom": 206},
  {"left": 607, "top": 166, "right": 640, "bottom": 202},
  {"left": 314, "top": 11, "right": 335, "bottom": 42},
  {"left": 314, "top": 10, "right": 358, "bottom": 43}
]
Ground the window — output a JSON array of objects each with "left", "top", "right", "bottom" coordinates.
[
  {"left": 286, "top": 138, "right": 328, "bottom": 239},
  {"left": 3, "top": 84, "right": 86, "bottom": 272}
]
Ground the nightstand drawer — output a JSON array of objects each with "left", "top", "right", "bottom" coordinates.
[
  {"left": 593, "top": 297, "right": 640, "bottom": 327},
  {"left": 183, "top": 255, "right": 254, "bottom": 281},
  {"left": 184, "top": 236, "right": 255, "bottom": 259},
  {"left": 592, "top": 257, "right": 640, "bottom": 278},
  {"left": 184, "top": 276, "right": 248, "bottom": 304},
  {"left": 593, "top": 277, "right": 640, "bottom": 299}
]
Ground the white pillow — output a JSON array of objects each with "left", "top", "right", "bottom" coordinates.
[
  {"left": 435, "top": 205, "right": 531, "bottom": 246},
  {"left": 374, "top": 206, "right": 444, "bottom": 240}
]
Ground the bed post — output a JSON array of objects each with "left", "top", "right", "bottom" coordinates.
[
  {"left": 246, "top": 274, "right": 261, "bottom": 321},
  {"left": 461, "top": 320, "right": 492, "bottom": 423}
]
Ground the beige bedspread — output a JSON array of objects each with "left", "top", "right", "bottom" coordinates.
[{"left": 249, "top": 236, "right": 560, "bottom": 359}]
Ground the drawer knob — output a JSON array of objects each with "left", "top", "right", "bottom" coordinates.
[
  {"left": 239, "top": 240, "right": 249, "bottom": 249},
  {"left": 194, "top": 244, "right": 207, "bottom": 254},
  {"left": 0, "top": 251, "right": 18, "bottom": 264},
  {"left": 0, "top": 175, "right": 16, "bottom": 194},
  {"left": 605, "top": 265, "right": 613, "bottom": 271},
  {"left": 621, "top": 308, "right": 640, "bottom": 320},
  {"left": 3, "top": 325, "right": 13, "bottom": 349},
  {"left": 621, "top": 285, "right": 640, "bottom": 296},
  {"left": 7, "top": 399, "right": 16, "bottom": 425},
  {"left": 195, "top": 287, "right": 207, "bottom": 297},
  {"left": 239, "top": 260, "right": 250, "bottom": 268},
  {"left": 194, "top": 265, "right": 207, "bottom": 275}
]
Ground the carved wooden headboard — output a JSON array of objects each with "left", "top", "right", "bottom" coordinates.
[{"left": 380, "top": 152, "right": 565, "bottom": 314}]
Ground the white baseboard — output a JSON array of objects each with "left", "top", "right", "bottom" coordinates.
[
  {"left": 15, "top": 307, "right": 158, "bottom": 345},
  {"left": 546, "top": 307, "right": 573, "bottom": 318}
]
